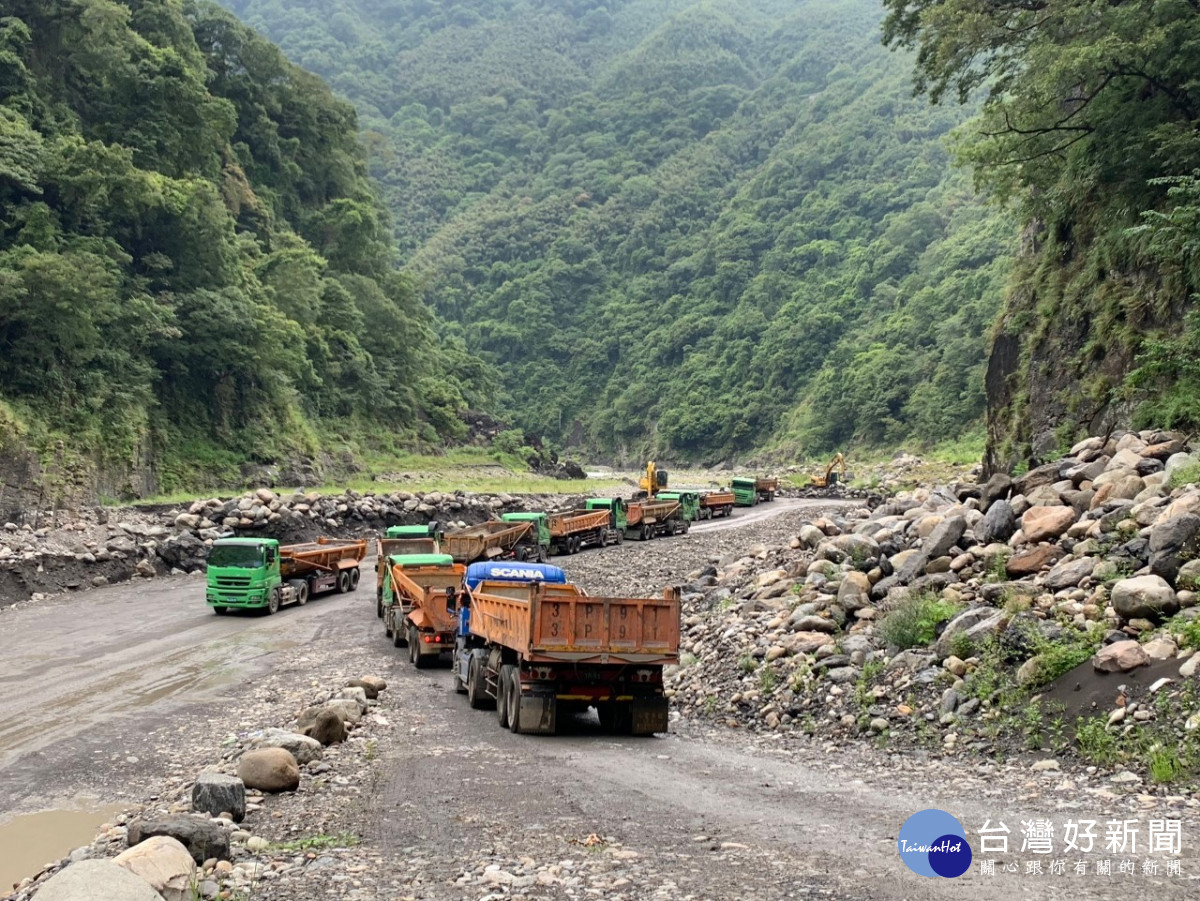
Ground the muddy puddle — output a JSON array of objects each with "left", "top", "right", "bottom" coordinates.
[{"left": 0, "top": 804, "right": 123, "bottom": 890}]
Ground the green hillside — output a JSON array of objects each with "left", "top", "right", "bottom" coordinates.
[
  {"left": 0, "top": 0, "right": 487, "bottom": 497},
  {"left": 223, "top": 0, "right": 1014, "bottom": 462}
]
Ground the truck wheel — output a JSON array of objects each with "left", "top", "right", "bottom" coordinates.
[
  {"left": 407, "top": 627, "right": 418, "bottom": 665},
  {"left": 291, "top": 580, "right": 309, "bottom": 606},
  {"left": 348, "top": 568, "right": 360, "bottom": 591},
  {"left": 392, "top": 624, "right": 404, "bottom": 648},
  {"left": 376, "top": 592, "right": 383, "bottom": 618},
  {"left": 336, "top": 570, "right": 351, "bottom": 593},
  {"left": 412, "top": 627, "right": 433, "bottom": 669},
  {"left": 266, "top": 588, "right": 281, "bottom": 616},
  {"left": 467, "top": 657, "right": 490, "bottom": 709},
  {"left": 497, "top": 665, "right": 512, "bottom": 729},
  {"left": 615, "top": 529, "right": 623, "bottom": 545},
  {"left": 639, "top": 524, "right": 650, "bottom": 541},
  {"left": 506, "top": 668, "right": 521, "bottom": 733},
  {"left": 212, "top": 606, "right": 228, "bottom": 616},
  {"left": 537, "top": 546, "right": 548, "bottom": 563},
  {"left": 453, "top": 665, "right": 467, "bottom": 695}
]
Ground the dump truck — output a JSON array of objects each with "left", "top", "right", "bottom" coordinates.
[
  {"left": 380, "top": 553, "right": 464, "bottom": 666},
  {"left": 585, "top": 497, "right": 686, "bottom": 540},
  {"left": 442, "top": 519, "right": 542, "bottom": 564},
  {"left": 546, "top": 508, "right": 622, "bottom": 554},
  {"left": 206, "top": 536, "right": 367, "bottom": 615},
  {"left": 657, "top": 491, "right": 699, "bottom": 522},
  {"left": 499, "top": 512, "right": 551, "bottom": 560},
  {"left": 698, "top": 489, "right": 735, "bottom": 519},
  {"left": 374, "top": 524, "right": 442, "bottom": 617},
  {"left": 732, "top": 476, "right": 779, "bottom": 506},
  {"left": 452, "top": 562, "right": 681, "bottom": 735}
]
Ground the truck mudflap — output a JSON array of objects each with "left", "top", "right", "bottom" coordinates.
[
  {"left": 516, "top": 691, "right": 557, "bottom": 735},
  {"left": 629, "top": 697, "right": 669, "bottom": 735}
]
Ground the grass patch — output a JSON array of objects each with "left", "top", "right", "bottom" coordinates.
[
  {"left": 925, "top": 429, "right": 987, "bottom": 465},
  {"left": 1075, "top": 716, "right": 1120, "bottom": 765},
  {"left": 758, "top": 665, "right": 779, "bottom": 694},
  {"left": 267, "top": 831, "right": 360, "bottom": 852},
  {"left": 877, "top": 592, "right": 961, "bottom": 650},
  {"left": 1169, "top": 460, "right": 1200, "bottom": 490},
  {"left": 738, "top": 653, "right": 758, "bottom": 674}
]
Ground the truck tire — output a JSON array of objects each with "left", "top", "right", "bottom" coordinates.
[
  {"left": 506, "top": 668, "right": 521, "bottom": 733},
  {"left": 348, "top": 568, "right": 360, "bottom": 591},
  {"left": 467, "top": 656, "right": 491, "bottom": 710},
  {"left": 412, "top": 627, "right": 432, "bottom": 669},
  {"left": 212, "top": 606, "right": 228, "bottom": 616},
  {"left": 407, "top": 626, "right": 418, "bottom": 665},
  {"left": 336, "top": 570, "right": 351, "bottom": 593},
  {"left": 266, "top": 588, "right": 281, "bottom": 616},
  {"left": 615, "top": 529, "right": 623, "bottom": 544},
  {"left": 290, "top": 580, "right": 308, "bottom": 606},
  {"left": 453, "top": 665, "right": 467, "bottom": 694},
  {"left": 376, "top": 592, "right": 384, "bottom": 618},
  {"left": 497, "top": 665, "right": 512, "bottom": 729},
  {"left": 392, "top": 621, "right": 405, "bottom": 648},
  {"left": 537, "top": 545, "right": 548, "bottom": 563}
]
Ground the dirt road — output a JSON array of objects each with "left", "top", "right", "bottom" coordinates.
[{"left": 2, "top": 497, "right": 1197, "bottom": 899}]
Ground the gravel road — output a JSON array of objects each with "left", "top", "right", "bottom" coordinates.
[{"left": 2, "top": 497, "right": 1197, "bottom": 899}]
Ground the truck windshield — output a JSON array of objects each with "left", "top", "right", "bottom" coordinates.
[{"left": 208, "top": 545, "right": 265, "bottom": 568}]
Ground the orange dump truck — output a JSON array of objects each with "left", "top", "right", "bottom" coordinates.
[
  {"left": 547, "top": 508, "right": 621, "bottom": 555},
  {"left": 380, "top": 553, "right": 465, "bottom": 667},
  {"left": 451, "top": 562, "right": 681, "bottom": 735},
  {"left": 374, "top": 529, "right": 443, "bottom": 616},
  {"left": 442, "top": 520, "right": 541, "bottom": 563},
  {"left": 699, "top": 490, "right": 736, "bottom": 519}
]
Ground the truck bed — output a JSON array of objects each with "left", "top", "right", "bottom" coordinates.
[
  {"left": 468, "top": 581, "right": 680, "bottom": 664},
  {"left": 548, "top": 509, "right": 611, "bottom": 536}
]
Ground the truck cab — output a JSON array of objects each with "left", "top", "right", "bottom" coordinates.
[
  {"left": 206, "top": 538, "right": 281, "bottom": 613},
  {"left": 731, "top": 477, "right": 759, "bottom": 507},
  {"left": 585, "top": 497, "right": 627, "bottom": 531},
  {"left": 499, "top": 512, "right": 551, "bottom": 556},
  {"left": 657, "top": 491, "right": 700, "bottom": 522}
]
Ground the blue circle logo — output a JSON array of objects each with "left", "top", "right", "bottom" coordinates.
[{"left": 897, "top": 809, "right": 972, "bottom": 878}]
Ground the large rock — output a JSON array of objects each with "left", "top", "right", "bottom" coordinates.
[
  {"left": 236, "top": 747, "right": 300, "bottom": 793},
  {"left": 191, "top": 772, "right": 246, "bottom": 822},
  {"left": 935, "top": 608, "right": 1006, "bottom": 658},
  {"left": 977, "top": 500, "right": 1016, "bottom": 544},
  {"left": 836, "top": 571, "right": 871, "bottom": 612},
  {"left": 113, "top": 836, "right": 197, "bottom": 901},
  {"left": 1021, "top": 506, "right": 1076, "bottom": 543},
  {"left": 32, "top": 859, "right": 165, "bottom": 901},
  {"left": 297, "top": 705, "right": 348, "bottom": 745},
  {"left": 324, "top": 698, "right": 363, "bottom": 724},
  {"left": 979, "top": 472, "right": 1013, "bottom": 511},
  {"left": 1006, "top": 545, "right": 1059, "bottom": 577},
  {"left": 1042, "top": 556, "right": 1097, "bottom": 591},
  {"left": 1111, "top": 575, "right": 1180, "bottom": 622},
  {"left": 247, "top": 728, "right": 323, "bottom": 764},
  {"left": 1014, "top": 463, "right": 1063, "bottom": 497},
  {"left": 1094, "top": 640, "right": 1150, "bottom": 673},
  {"left": 923, "top": 515, "right": 966, "bottom": 560},
  {"left": 127, "top": 815, "right": 230, "bottom": 864},
  {"left": 1148, "top": 514, "right": 1200, "bottom": 584}
]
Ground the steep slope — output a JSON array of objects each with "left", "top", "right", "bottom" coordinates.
[
  {"left": 0, "top": 0, "right": 486, "bottom": 504},
  {"left": 226, "top": 0, "right": 1014, "bottom": 461}
]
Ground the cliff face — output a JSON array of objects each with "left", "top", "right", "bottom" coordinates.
[{"left": 984, "top": 217, "right": 1190, "bottom": 475}]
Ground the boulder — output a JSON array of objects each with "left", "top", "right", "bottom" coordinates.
[
  {"left": 1148, "top": 514, "right": 1200, "bottom": 584},
  {"left": 1042, "top": 556, "right": 1097, "bottom": 591},
  {"left": 1093, "top": 640, "right": 1150, "bottom": 673},
  {"left": 836, "top": 571, "right": 871, "bottom": 612},
  {"left": 346, "top": 678, "right": 379, "bottom": 700},
  {"left": 246, "top": 728, "right": 323, "bottom": 764},
  {"left": 1021, "top": 506, "right": 1076, "bottom": 543},
  {"left": 236, "top": 747, "right": 300, "bottom": 793},
  {"left": 357, "top": 675, "right": 388, "bottom": 693},
  {"left": 336, "top": 686, "right": 369, "bottom": 710},
  {"left": 935, "top": 607, "right": 1006, "bottom": 658},
  {"left": 113, "top": 836, "right": 197, "bottom": 901},
  {"left": 1006, "top": 545, "right": 1059, "bottom": 577},
  {"left": 32, "top": 860, "right": 165, "bottom": 901},
  {"left": 923, "top": 516, "right": 966, "bottom": 560},
  {"left": 1014, "top": 463, "right": 1063, "bottom": 497},
  {"left": 977, "top": 500, "right": 1016, "bottom": 544},
  {"left": 127, "top": 815, "right": 230, "bottom": 864},
  {"left": 191, "top": 772, "right": 246, "bottom": 822},
  {"left": 979, "top": 472, "right": 1012, "bottom": 511},
  {"left": 297, "top": 705, "right": 347, "bottom": 745},
  {"left": 323, "top": 698, "right": 363, "bottom": 724},
  {"left": 1111, "top": 575, "right": 1180, "bottom": 622}
]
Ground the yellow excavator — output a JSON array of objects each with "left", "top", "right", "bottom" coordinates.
[
  {"left": 811, "top": 453, "right": 846, "bottom": 488},
  {"left": 638, "top": 461, "right": 668, "bottom": 497}
]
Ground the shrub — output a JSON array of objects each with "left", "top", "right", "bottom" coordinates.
[{"left": 877, "top": 592, "right": 960, "bottom": 650}]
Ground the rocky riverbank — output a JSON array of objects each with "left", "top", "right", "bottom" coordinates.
[{"left": 667, "top": 429, "right": 1200, "bottom": 788}]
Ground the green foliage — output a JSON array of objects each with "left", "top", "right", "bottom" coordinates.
[
  {"left": 1075, "top": 717, "right": 1119, "bottom": 766},
  {"left": 0, "top": 0, "right": 492, "bottom": 492},
  {"left": 222, "top": 0, "right": 1012, "bottom": 460},
  {"left": 1023, "top": 627, "right": 1103, "bottom": 690},
  {"left": 266, "top": 831, "right": 360, "bottom": 852},
  {"left": 877, "top": 591, "right": 960, "bottom": 650}
]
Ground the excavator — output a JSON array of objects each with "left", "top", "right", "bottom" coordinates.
[
  {"left": 811, "top": 453, "right": 846, "bottom": 488},
  {"left": 638, "top": 461, "right": 668, "bottom": 497}
]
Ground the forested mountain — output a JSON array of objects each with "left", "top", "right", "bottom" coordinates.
[
  {"left": 883, "top": 1, "right": 1200, "bottom": 470},
  {"left": 224, "top": 0, "right": 1014, "bottom": 461},
  {"left": 0, "top": 0, "right": 486, "bottom": 499}
]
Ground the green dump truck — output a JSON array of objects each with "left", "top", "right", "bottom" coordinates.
[
  {"left": 657, "top": 491, "right": 700, "bottom": 522},
  {"left": 206, "top": 536, "right": 368, "bottom": 615}
]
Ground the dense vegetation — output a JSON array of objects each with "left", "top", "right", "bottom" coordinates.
[
  {"left": 225, "top": 0, "right": 1014, "bottom": 461},
  {"left": 882, "top": 0, "right": 1200, "bottom": 465},
  {"left": 0, "top": 0, "right": 488, "bottom": 496}
]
